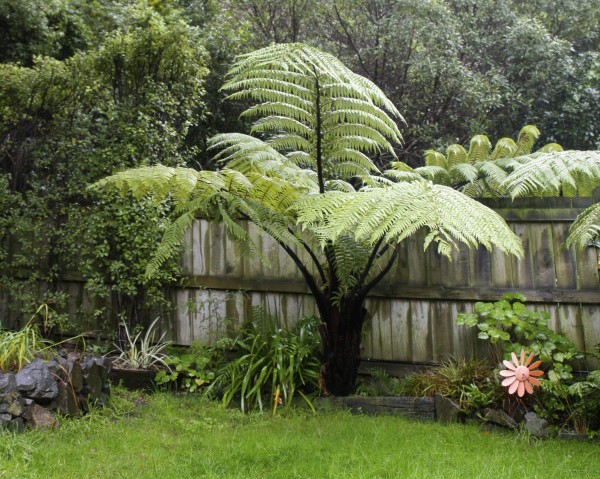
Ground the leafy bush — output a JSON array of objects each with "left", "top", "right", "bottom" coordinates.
[
  {"left": 457, "top": 293, "right": 582, "bottom": 381},
  {"left": 208, "top": 308, "right": 321, "bottom": 412},
  {"left": 155, "top": 339, "right": 235, "bottom": 393}
]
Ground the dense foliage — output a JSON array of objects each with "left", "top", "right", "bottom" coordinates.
[{"left": 0, "top": 4, "right": 210, "bottom": 331}]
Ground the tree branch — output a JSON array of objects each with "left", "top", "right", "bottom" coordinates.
[
  {"left": 349, "top": 236, "right": 386, "bottom": 297},
  {"left": 289, "top": 226, "right": 327, "bottom": 284},
  {"left": 358, "top": 242, "right": 401, "bottom": 301}
]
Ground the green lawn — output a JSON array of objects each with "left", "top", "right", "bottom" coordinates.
[{"left": 1, "top": 389, "right": 599, "bottom": 479}]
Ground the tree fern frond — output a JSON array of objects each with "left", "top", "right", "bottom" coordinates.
[
  {"left": 294, "top": 181, "right": 522, "bottom": 258},
  {"left": 413, "top": 166, "right": 451, "bottom": 184},
  {"left": 566, "top": 203, "right": 600, "bottom": 249},
  {"left": 146, "top": 212, "right": 195, "bottom": 277},
  {"left": 251, "top": 116, "right": 312, "bottom": 137},
  {"left": 425, "top": 150, "right": 447, "bottom": 168},
  {"left": 515, "top": 125, "right": 541, "bottom": 156},
  {"left": 504, "top": 150, "right": 600, "bottom": 198},
  {"left": 325, "top": 180, "right": 357, "bottom": 192},
  {"left": 446, "top": 144, "right": 468, "bottom": 167},
  {"left": 450, "top": 163, "right": 479, "bottom": 184},
  {"left": 538, "top": 143, "right": 564, "bottom": 153},
  {"left": 490, "top": 138, "right": 518, "bottom": 160},
  {"left": 467, "top": 135, "right": 492, "bottom": 162},
  {"left": 240, "top": 101, "right": 314, "bottom": 123}
]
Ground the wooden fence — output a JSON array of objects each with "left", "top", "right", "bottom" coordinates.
[
  {"left": 2, "top": 196, "right": 600, "bottom": 367},
  {"left": 172, "top": 196, "right": 600, "bottom": 366}
]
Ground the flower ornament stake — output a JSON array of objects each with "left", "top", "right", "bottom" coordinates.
[{"left": 499, "top": 350, "right": 544, "bottom": 397}]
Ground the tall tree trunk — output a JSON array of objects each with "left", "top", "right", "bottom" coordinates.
[{"left": 318, "top": 296, "right": 367, "bottom": 396}]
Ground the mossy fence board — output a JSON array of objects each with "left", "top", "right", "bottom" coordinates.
[{"left": 2, "top": 197, "right": 600, "bottom": 366}]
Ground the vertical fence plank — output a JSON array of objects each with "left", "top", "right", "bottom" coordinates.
[
  {"left": 511, "top": 223, "right": 534, "bottom": 288},
  {"left": 409, "top": 300, "right": 432, "bottom": 362},
  {"left": 530, "top": 223, "right": 556, "bottom": 288},
  {"left": 552, "top": 223, "right": 578, "bottom": 289},
  {"left": 390, "top": 300, "right": 412, "bottom": 362}
]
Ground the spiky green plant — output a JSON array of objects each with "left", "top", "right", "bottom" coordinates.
[{"left": 93, "top": 43, "right": 522, "bottom": 395}]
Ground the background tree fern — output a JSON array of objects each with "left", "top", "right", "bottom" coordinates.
[
  {"left": 387, "top": 125, "right": 563, "bottom": 197},
  {"left": 94, "top": 43, "right": 522, "bottom": 396}
]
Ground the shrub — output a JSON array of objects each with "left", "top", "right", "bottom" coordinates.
[
  {"left": 457, "top": 293, "right": 582, "bottom": 381},
  {"left": 208, "top": 308, "right": 321, "bottom": 412}
]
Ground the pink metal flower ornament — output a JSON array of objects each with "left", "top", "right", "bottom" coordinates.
[{"left": 499, "top": 350, "right": 544, "bottom": 397}]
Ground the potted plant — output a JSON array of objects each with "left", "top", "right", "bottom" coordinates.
[{"left": 109, "top": 317, "right": 171, "bottom": 390}]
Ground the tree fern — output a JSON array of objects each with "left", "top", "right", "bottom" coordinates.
[{"left": 93, "top": 43, "right": 522, "bottom": 396}]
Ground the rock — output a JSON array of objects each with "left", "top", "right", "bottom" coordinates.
[
  {"left": 67, "top": 361, "right": 84, "bottom": 393},
  {"left": 53, "top": 382, "right": 81, "bottom": 416},
  {"left": 81, "top": 361, "right": 103, "bottom": 402},
  {"left": 525, "top": 412, "right": 552, "bottom": 438},
  {"left": 15, "top": 359, "right": 59, "bottom": 400},
  {"left": 0, "top": 373, "right": 17, "bottom": 394},
  {"left": 0, "top": 390, "right": 24, "bottom": 417},
  {"left": 483, "top": 408, "right": 518, "bottom": 430},
  {"left": 23, "top": 404, "right": 59, "bottom": 430},
  {"left": 435, "top": 394, "right": 463, "bottom": 424}
]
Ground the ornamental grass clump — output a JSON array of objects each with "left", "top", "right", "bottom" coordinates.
[
  {"left": 208, "top": 308, "right": 321, "bottom": 412},
  {"left": 112, "top": 317, "right": 171, "bottom": 370},
  {"left": 0, "top": 304, "right": 53, "bottom": 371}
]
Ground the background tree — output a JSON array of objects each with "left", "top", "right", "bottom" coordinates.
[
  {"left": 222, "top": 0, "right": 600, "bottom": 162},
  {"left": 95, "top": 43, "right": 522, "bottom": 395},
  {"left": 0, "top": 6, "right": 209, "bottom": 331}
]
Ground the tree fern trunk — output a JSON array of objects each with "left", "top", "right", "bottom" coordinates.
[{"left": 318, "top": 297, "right": 367, "bottom": 396}]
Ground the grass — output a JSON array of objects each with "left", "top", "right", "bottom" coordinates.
[{"left": 1, "top": 388, "right": 600, "bottom": 479}]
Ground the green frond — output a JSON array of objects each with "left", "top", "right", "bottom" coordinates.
[
  {"left": 330, "top": 235, "right": 372, "bottom": 290},
  {"left": 425, "top": 150, "right": 448, "bottom": 169},
  {"left": 567, "top": 203, "right": 600, "bottom": 249},
  {"left": 251, "top": 117, "right": 312, "bottom": 137},
  {"left": 490, "top": 138, "right": 518, "bottom": 160},
  {"left": 477, "top": 161, "right": 509, "bottom": 188},
  {"left": 91, "top": 165, "right": 227, "bottom": 204},
  {"left": 384, "top": 163, "right": 422, "bottom": 183},
  {"left": 328, "top": 149, "right": 381, "bottom": 173},
  {"left": 146, "top": 212, "right": 195, "bottom": 277},
  {"left": 413, "top": 166, "right": 451, "bottom": 185},
  {"left": 325, "top": 180, "right": 357, "bottom": 192},
  {"left": 446, "top": 145, "right": 468, "bottom": 167},
  {"left": 515, "top": 125, "right": 541, "bottom": 156},
  {"left": 450, "top": 163, "right": 479, "bottom": 184},
  {"left": 324, "top": 124, "right": 396, "bottom": 156},
  {"left": 294, "top": 181, "right": 523, "bottom": 259},
  {"left": 223, "top": 43, "right": 403, "bottom": 186},
  {"left": 504, "top": 150, "right": 600, "bottom": 198},
  {"left": 538, "top": 143, "right": 564, "bottom": 153},
  {"left": 267, "top": 134, "right": 312, "bottom": 153},
  {"left": 467, "top": 135, "right": 492, "bottom": 163},
  {"left": 240, "top": 101, "right": 314, "bottom": 123}
]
